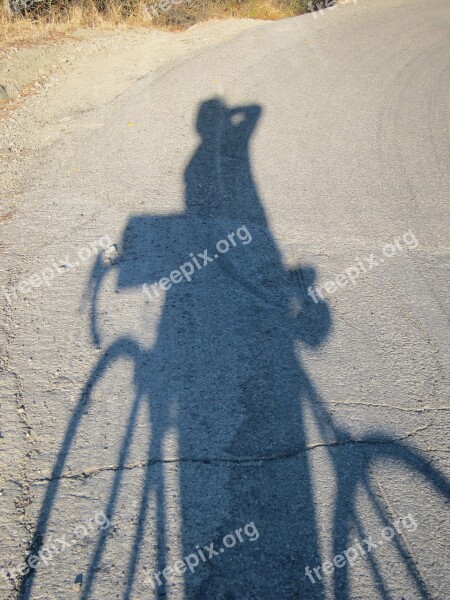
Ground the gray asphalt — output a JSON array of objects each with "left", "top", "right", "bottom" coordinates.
[{"left": 1, "top": 0, "right": 449, "bottom": 598}]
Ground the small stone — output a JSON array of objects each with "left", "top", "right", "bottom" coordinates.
[
  {"left": 103, "top": 244, "right": 118, "bottom": 264},
  {"left": 73, "top": 573, "right": 83, "bottom": 590}
]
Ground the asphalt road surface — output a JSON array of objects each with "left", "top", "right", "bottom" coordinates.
[{"left": 1, "top": 0, "right": 449, "bottom": 598}]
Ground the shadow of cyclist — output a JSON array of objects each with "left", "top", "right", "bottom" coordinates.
[
  {"left": 17, "top": 98, "right": 449, "bottom": 600},
  {"left": 116, "top": 98, "right": 331, "bottom": 599}
]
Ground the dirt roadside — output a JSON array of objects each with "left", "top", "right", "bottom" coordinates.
[{"left": 0, "top": 19, "right": 263, "bottom": 205}]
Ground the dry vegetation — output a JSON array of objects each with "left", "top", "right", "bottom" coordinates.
[{"left": 0, "top": 0, "right": 313, "bottom": 48}]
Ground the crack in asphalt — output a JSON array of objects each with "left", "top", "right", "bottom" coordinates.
[
  {"left": 328, "top": 400, "right": 450, "bottom": 412},
  {"left": 0, "top": 282, "right": 37, "bottom": 599},
  {"left": 32, "top": 423, "right": 435, "bottom": 483}
]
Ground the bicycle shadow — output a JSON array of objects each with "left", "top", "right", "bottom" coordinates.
[{"left": 18, "top": 98, "right": 450, "bottom": 600}]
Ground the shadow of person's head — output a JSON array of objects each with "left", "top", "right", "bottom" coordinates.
[
  {"left": 195, "top": 97, "right": 262, "bottom": 147},
  {"left": 187, "top": 97, "right": 266, "bottom": 224}
]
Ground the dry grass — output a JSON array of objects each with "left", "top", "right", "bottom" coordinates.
[
  {"left": 0, "top": 2, "right": 134, "bottom": 49},
  {"left": 0, "top": 0, "right": 311, "bottom": 49}
]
